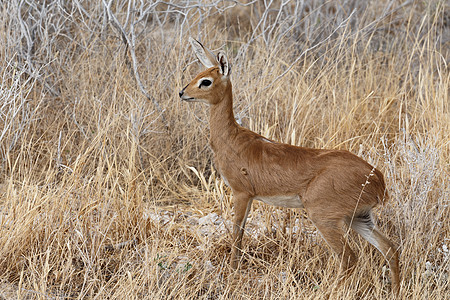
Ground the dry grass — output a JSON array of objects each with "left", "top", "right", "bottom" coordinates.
[{"left": 0, "top": 0, "right": 449, "bottom": 299}]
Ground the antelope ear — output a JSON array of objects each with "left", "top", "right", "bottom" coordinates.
[
  {"left": 217, "top": 51, "right": 230, "bottom": 76},
  {"left": 189, "top": 37, "right": 217, "bottom": 68}
]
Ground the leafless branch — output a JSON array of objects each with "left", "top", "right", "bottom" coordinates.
[
  {"left": 103, "top": 0, "right": 167, "bottom": 126},
  {"left": 264, "top": 10, "right": 356, "bottom": 90}
]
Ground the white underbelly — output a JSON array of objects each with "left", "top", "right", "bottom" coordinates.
[{"left": 254, "top": 194, "right": 304, "bottom": 208}]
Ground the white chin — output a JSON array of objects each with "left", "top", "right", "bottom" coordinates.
[{"left": 183, "top": 98, "right": 209, "bottom": 104}]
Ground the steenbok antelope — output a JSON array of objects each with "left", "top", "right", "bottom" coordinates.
[{"left": 179, "top": 38, "right": 400, "bottom": 294}]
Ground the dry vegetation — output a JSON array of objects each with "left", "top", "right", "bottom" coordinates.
[{"left": 0, "top": 0, "right": 449, "bottom": 299}]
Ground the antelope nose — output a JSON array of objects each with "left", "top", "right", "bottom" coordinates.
[{"left": 179, "top": 90, "right": 184, "bottom": 98}]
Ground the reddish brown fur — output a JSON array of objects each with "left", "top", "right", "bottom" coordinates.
[{"left": 180, "top": 39, "right": 400, "bottom": 295}]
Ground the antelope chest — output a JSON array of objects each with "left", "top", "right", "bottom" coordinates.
[{"left": 253, "top": 194, "right": 304, "bottom": 208}]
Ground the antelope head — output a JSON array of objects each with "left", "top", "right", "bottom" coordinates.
[{"left": 179, "top": 38, "right": 231, "bottom": 105}]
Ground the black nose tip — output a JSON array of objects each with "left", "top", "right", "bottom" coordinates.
[{"left": 179, "top": 90, "right": 184, "bottom": 98}]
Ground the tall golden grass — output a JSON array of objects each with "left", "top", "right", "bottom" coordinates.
[{"left": 0, "top": 1, "right": 448, "bottom": 299}]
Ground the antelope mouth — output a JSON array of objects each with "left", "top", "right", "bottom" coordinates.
[{"left": 180, "top": 96, "right": 195, "bottom": 102}]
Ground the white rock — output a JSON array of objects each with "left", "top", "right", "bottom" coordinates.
[
  {"left": 204, "top": 260, "right": 214, "bottom": 272},
  {"left": 198, "top": 213, "right": 219, "bottom": 226}
]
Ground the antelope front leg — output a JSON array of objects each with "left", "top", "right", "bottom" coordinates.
[{"left": 230, "top": 194, "right": 253, "bottom": 269}]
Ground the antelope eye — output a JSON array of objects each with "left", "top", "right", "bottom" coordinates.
[{"left": 200, "top": 79, "right": 212, "bottom": 87}]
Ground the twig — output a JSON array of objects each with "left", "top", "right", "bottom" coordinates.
[
  {"left": 264, "top": 10, "right": 356, "bottom": 90},
  {"left": 103, "top": 0, "right": 167, "bottom": 127}
]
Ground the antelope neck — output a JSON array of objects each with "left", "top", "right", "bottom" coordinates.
[{"left": 209, "top": 83, "right": 239, "bottom": 150}]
